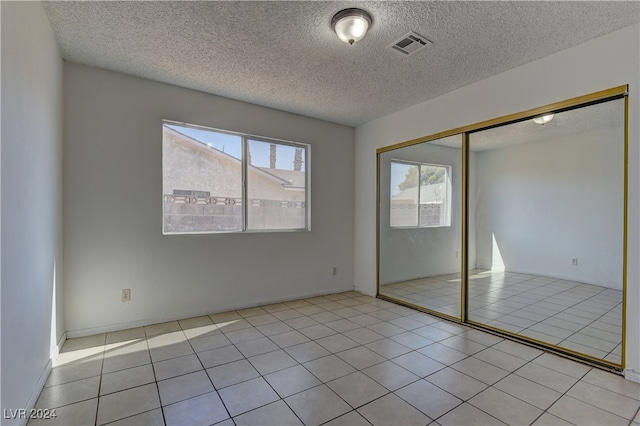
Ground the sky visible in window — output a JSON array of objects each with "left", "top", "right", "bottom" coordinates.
[
  {"left": 390, "top": 163, "right": 413, "bottom": 196},
  {"left": 167, "top": 124, "right": 303, "bottom": 171},
  {"left": 248, "top": 139, "right": 305, "bottom": 172}
]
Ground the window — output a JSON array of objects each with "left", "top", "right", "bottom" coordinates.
[
  {"left": 390, "top": 160, "right": 451, "bottom": 228},
  {"left": 163, "top": 121, "right": 309, "bottom": 234}
]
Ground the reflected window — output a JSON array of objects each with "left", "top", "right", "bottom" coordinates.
[{"left": 390, "top": 161, "right": 451, "bottom": 228}]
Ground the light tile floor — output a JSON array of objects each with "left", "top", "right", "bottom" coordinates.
[
  {"left": 31, "top": 291, "right": 639, "bottom": 426},
  {"left": 381, "top": 270, "right": 623, "bottom": 362}
]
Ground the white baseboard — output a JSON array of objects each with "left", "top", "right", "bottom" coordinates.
[
  {"left": 354, "top": 285, "right": 375, "bottom": 297},
  {"left": 66, "top": 285, "right": 355, "bottom": 338},
  {"left": 18, "top": 359, "right": 53, "bottom": 426},
  {"left": 624, "top": 368, "right": 640, "bottom": 383},
  {"left": 11, "top": 333, "right": 65, "bottom": 426},
  {"left": 474, "top": 266, "right": 622, "bottom": 290},
  {"left": 51, "top": 331, "right": 66, "bottom": 360}
]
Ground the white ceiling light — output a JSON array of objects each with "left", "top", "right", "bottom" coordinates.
[
  {"left": 533, "top": 113, "right": 555, "bottom": 125},
  {"left": 331, "top": 8, "right": 373, "bottom": 45}
]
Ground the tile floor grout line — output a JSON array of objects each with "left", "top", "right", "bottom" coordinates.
[
  {"left": 384, "top": 360, "right": 467, "bottom": 424},
  {"left": 387, "top": 269, "right": 622, "bottom": 361},
  {"left": 100, "top": 407, "right": 161, "bottom": 426},
  {"left": 93, "top": 342, "right": 103, "bottom": 426},
  {"left": 552, "top": 288, "right": 623, "bottom": 353},
  {"left": 184, "top": 324, "right": 238, "bottom": 425},
  {"left": 527, "top": 355, "right": 594, "bottom": 426},
  {"left": 628, "top": 405, "right": 640, "bottom": 426},
  {"left": 145, "top": 330, "right": 167, "bottom": 426},
  {"left": 93, "top": 335, "right": 106, "bottom": 426},
  {"left": 83, "top": 333, "right": 159, "bottom": 425},
  {"left": 236, "top": 294, "right": 385, "bottom": 424},
  {"left": 43, "top": 289, "right": 636, "bottom": 426},
  {"left": 491, "top": 364, "right": 566, "bottom": 422},
  {"left": 560, "top": 373, "right": 640, "bottom": 423},
  {"left": 484, "top": 341, "right": 569, "bottom": 426},
  {"left": 196, "top": 292, "right": 380, "bottom": 423},
  {"left": 30, "top": 385, "right": 101, "bottom": 422},
  {"left": 453, "top": 390, "right": 513, "bottom": 426},
  {"left": 258, "top": 366, "right": 308, "bottom": 426},
  {"left": 503, "top": 349, "right": 574, "bottom": 400},
  {"left": 494, "top": 281, "right": 590, "bottom": 331}
]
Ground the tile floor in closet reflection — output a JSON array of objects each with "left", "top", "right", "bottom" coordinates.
[
  {"left": 381, "top": 269, "right": 622, "bottom": 363},
  {"left": 31, "top": 290, "right": 638, "bottom": 426}
]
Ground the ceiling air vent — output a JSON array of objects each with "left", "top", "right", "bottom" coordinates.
[{"left": 389, "top": 32, "right": 432, "bottom": 56}]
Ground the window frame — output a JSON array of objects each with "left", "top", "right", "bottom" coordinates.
[
  {"left": 162, "top": 120, "right": 311, "bottom": 235},
  {"left": 389, "top": 159, "right": 452, "bottom": 229}
]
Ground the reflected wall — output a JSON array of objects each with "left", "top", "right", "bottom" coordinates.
[
  {"left": 467, "top": 98, "right": 625, "bottom": 364},
  {"left": 378, "top": 135, "right": 466, "bottom": 319}
]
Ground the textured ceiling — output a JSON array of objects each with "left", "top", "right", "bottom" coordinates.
[
  {"left": 469, "top": 97, "right": 625, "bottom": 151},
  {"left": 399, "top": 98, "right": 625, "bottom": 151},
  {"left": 42, "top": 1, "right": 639, "bottom": 127}
]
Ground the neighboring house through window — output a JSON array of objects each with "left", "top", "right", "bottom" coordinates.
[
  {"left": 163, "top": 121, "right": 309, "bottom": 234},
  {"left": 390, "top": 160, "right": 451, "bottom": 228}
]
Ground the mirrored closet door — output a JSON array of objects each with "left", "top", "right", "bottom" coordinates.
[
  {"left": 466, "top": 97, "right": 626, "bottom": 364},
  {"left": 377, "top": 86, "right": 627, "bottom": 368},
  {"left": 378, "top": 134, "right": 463, "bottom": 320}
]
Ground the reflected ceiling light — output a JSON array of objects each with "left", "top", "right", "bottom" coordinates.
[
  {"left": 331, "top": 8, "right": 373, "bottom": 45},
  {"left": 533, "top": 113, "right": 555, "bottom": 125}
]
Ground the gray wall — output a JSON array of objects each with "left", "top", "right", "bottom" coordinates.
[
  {"left": 63, "top": 63, "right": 355, "bottom": 336},
  {"left": 1, "top": 1, "right": 64, "bottom": 421}
]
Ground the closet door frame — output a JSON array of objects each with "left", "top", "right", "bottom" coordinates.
[{"left": 376, "top": 85, "right": 629, "bottom": 371}]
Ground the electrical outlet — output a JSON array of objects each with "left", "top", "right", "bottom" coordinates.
[
  {"left": 121, "top": 289, "right": 131, "bottom": 302},
  {"left": 332, "top": 267, "right": 337, "bottom": 276},
  {"left": 571, "top": 258, "right": 578, "bottom": 266}
]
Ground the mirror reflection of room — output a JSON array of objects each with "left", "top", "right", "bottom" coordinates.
[
  {"left": 467, "top": 98, "right": 624, "bottom": 364},
  {"left": 379, "top": 135, "right": 463, "bottom": 319}
]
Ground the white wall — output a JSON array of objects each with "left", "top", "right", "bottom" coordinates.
[
  {"left": 1, "top": 1, "right": 64, "bottom": 421},
  {"left": 355, "top": 24, "right": 640, "bottom": 376},
  {"left": 474, "top": 127, "right": 624, "bottom": 288},
  {"left": 63, "top": 63, "right": 354, "bottom": 336}
]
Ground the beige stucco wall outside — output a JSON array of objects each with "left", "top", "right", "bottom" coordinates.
[{"left": 163, "top": 127, "right": 306, "bottom": 232}]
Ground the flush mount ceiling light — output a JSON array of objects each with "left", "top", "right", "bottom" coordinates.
[
  {"left": 331, "top": 8, "right": 373, "bottom": 45},
  {"left": 533, "top": 113, "right": 555, "bottom": 125}
]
